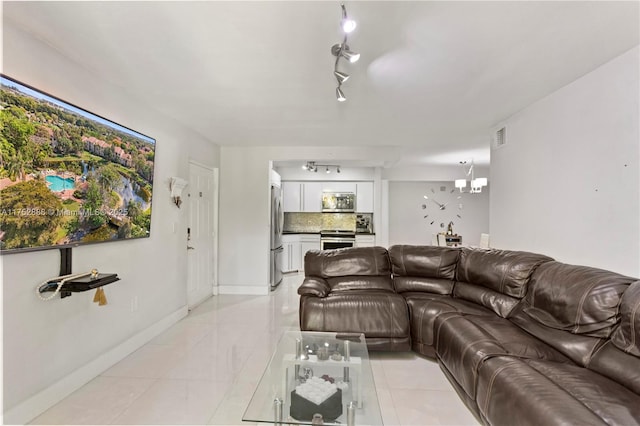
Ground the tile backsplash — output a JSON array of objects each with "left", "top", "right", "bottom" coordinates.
[{"left": 284, "top": 213, "right": 360, "bottom": 232}]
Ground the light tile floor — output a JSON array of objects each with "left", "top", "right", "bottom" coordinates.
[{"left": 30, "top": 274, "right": 479, "bottom": 426}]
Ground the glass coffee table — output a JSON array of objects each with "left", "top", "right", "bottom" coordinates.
[{"left": 243, "top": 331, "right": 382, "bottom": 425}]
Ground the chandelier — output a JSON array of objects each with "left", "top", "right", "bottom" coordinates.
[
  {"left": 455, "top": 160, "right": 488, "bottom": 193},
  {"left": 330, "top": 3, "right": 359, "bottom": 102}
]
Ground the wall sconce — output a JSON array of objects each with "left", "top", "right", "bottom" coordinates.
[{"left": 169, "top": 177, "right": 188, "bottom": 208}]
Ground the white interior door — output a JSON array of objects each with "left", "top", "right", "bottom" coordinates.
[{"left": 187, "top": 161, "right": 218, "bottom": 309}]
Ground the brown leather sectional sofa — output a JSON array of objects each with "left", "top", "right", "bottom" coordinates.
[{"left": 298, "top": 245, "right": 640, "bottom": 425}]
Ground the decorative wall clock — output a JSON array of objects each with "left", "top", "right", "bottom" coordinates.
[{"left": 421, "top": 185, "right": 463, "bottom": 230}]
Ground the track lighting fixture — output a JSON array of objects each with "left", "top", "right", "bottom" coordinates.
[
  {"left": 331, "top": 3, "right": 359, "bottom": 102},
  {"left": 302, "top": 161, "right": 341, "bottom": 174}
]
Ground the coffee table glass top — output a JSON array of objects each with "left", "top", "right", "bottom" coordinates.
[{"left": 243, "top": 331, "right": 383, "bottom": 425}]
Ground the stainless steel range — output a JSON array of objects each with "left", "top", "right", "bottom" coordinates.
[{"left": 320, "top": 229, "right": 355, "bottom": 250}]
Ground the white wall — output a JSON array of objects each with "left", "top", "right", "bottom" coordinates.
[
  {"left": 389, "top": 181, "right": 490, "bottom": 247},
  {"left": 2, "top": 22, "right": 219, "bottom": 422},
  {"left": 491, "top": 46, "right": 639, "bottom": 277}
]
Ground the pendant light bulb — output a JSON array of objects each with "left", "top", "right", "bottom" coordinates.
[{"left": 336, "top": 86, "right": 346, "bottom": 102}]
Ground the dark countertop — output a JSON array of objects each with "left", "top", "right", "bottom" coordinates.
[
  {"left": 283, "top": 231, "right": 375, "bottom": 235},
  {"left": 283, "top": 231, "right": 321, "bottom": 234}
]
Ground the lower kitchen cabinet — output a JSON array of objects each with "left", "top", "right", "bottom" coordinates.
[
  {"left": 281, "top": 234, "right": 321, "bottom": 272},
  {"left": 355, "top": 234, "right": 375, "bottom": 247}
]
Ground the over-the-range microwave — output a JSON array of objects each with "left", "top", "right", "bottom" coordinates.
[{"left": 322, "top": 192, "right": 355, "bottom": 212}]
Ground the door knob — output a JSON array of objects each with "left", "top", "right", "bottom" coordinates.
[{"left": 187, "top": 246, "right": 195, "bottom": 250}]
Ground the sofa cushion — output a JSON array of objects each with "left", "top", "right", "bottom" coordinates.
[
  {"left": 510, "top": 306, "right": 605, "bottom": 367},
  {"left": 304, "top": 247, "right": 394, "bottom": 292},
  {"left": 435, "top": 314, "right": 571, "bottom": 398},
  {"left": 389, "top": 245, "right": 459, "bottom": 293},
  {"left": 393, "top": 276, "right": 454, "bottom": 295},
  {"left": 453, "top": 282, "right": 519, "bottom": 318},
  {"left": 327, "top": 276, "right": 394, "bottom": 293},
  {"left": 611, "top": 280, "right": 640, "bottom": 356},
  {"left": 299, "top": 291, "right": 410, "bottom": 339},
  {"left": 456, "top": 248, "right": 553, "bottom": 298},
  {"left": 476, "top": 356, "right": 640, "bottom": 426},
  {"left": 403, "top": 293, "right": 495, "bottom": 357},
  {"left": 523, "top": 262, "right": 635, "bottom": 338}
]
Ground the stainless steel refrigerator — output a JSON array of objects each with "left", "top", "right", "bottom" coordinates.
[{"left": 270, "top": 183, "right": 284, "bottom": 289}]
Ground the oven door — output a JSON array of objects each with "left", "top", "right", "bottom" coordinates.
[{"left": 321, "top": 238, "right": 355, "bottom": 250}]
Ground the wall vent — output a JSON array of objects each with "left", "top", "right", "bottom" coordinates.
[{"left": 493, "top": 126, "right": 507, "bottom": 149}]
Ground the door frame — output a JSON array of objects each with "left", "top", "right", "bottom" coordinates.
[{"left": 187, "top": 160, "right": 219, "bottom": 306}]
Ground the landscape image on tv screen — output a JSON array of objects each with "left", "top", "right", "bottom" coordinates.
[{"left": 0, "top": 75, "right": 155, "bottom": 253}]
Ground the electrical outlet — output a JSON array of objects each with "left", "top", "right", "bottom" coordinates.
[{"left": 131, "top": 296, "right": 138, "bottom": 312}]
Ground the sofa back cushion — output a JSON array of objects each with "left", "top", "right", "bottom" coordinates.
[
  {"left": 523, "top": 262, "right": 635, "bottom": 338},
  {"left": 389, "top": 245, "right": 459, "bottom": 294},
  {"left": 454, "top": 248, "right": 552, "bottom": 317},
  {"left": 456, "top": 248, "right": 553, "bottom": 298},
  {"left": 304, "top": 247, "right": 394, "bottom": 292},
  {"left": 611, "top": 280, "right": 640, "bottom": 356}
]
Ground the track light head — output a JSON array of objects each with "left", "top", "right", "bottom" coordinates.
[
  {"left": 341, "top": 4, "right": 357, "bottom": 33},
  {"left": 336, "top": 86, "right": 346, "bottom": 102},
  {"left": 326, "top": 167, "right": 331, "bottom": 174},
  {"left": 334, "top": 70, "right": 350, "bottom": 84},
  {"left": 337, "top": 167, "right": 341, "bottom": 173},
  {"left": 331, "top": 44, "right": 360, "bottom": 63}
]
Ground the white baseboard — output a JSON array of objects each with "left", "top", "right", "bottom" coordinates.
[
  {"left": 3, "top": 305, "right": 189, "bottom": 425},
  {"left": 218, "top": 285, "right": 269, "bottom": 295}
]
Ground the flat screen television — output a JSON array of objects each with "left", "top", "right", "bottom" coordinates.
[{"left": 0, "top": 75, "right": 156, "bottom": 254}]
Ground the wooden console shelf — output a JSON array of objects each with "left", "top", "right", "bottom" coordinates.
[{"left": 59, "top": 273, "right": 120, "bottom": 293}]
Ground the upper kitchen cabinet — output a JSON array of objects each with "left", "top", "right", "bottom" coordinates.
[
  {"left": 282, "top": 181, "right": 322, "bottom": 212},
  {"left": 302, "top": 182, "right": 322, "bottom": 212},
  {"left": 356, "top": 182, "right": 374, "bottom": 212},
  {"left": 322, "top": 182, "right": 357, "bottom": 193},
  {"left": 282, "top": 182, "right": 302, "bottom": 212}
]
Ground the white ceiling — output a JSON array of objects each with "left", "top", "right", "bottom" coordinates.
[{"left": 3, "top": 1, "right": 639, "bottom": 168}]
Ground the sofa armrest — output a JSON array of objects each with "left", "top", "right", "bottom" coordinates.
[{"left": 298, "top": 276, "right": 331, "bottom": 297}]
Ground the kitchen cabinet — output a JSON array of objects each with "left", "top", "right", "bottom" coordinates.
[
  {"left": 356, "top": 182, "right": 374, "bottom": 212},
  {"left": 282, "top": 182, "right": 302, "bottom": 212},
  {"left": 299, "top": 234, "right": 321, "bottom": 270},
  {"left": 322, "top": 182, "right": 357, "bottom": 193},
  {"left": 284, "top": 180, "right": 374, "bottom": 212},
  {"left": 355, "top": 234, "right": 375, "bottom": 247},
  {"left": 281, "top": 234, "right": 321, "bottom": 272},
  {"left": 282, "top": 234, "right": 301, "bottom": 272},
  {"left": 302, "top": 182, "right": 322, "bottom": 212},
  {"left": 282, "top": 181, "right": 323, "bottom": 212}
]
